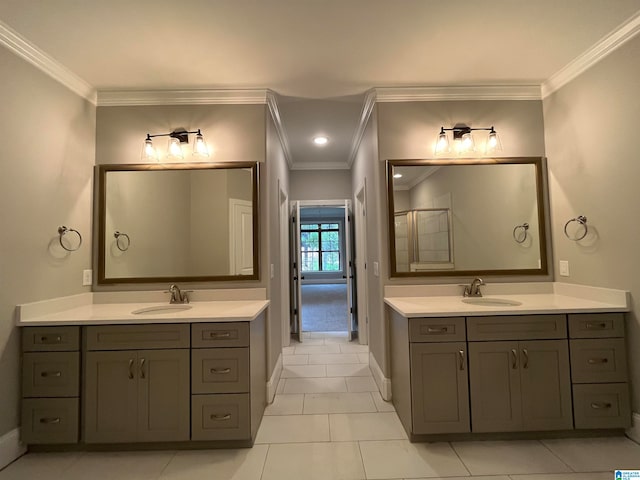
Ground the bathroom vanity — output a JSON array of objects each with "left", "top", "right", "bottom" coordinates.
[
  {"left": 17, "top": 291, "right": 268, "bottom": 448},
  {"left": 386, "top": 283, "right": 631, "bottom": 441}
]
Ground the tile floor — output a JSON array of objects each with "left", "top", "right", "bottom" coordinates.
[{"left": 2, "top": 331, "right": 640, "bottom": 480}]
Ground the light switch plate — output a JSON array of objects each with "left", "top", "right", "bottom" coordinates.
[
  {"left": 82, "top": 269, "right": 93, "bottom": 286},
  {"left": 270, "top": 264, "right": 275, "bottom": 279},
  {"left": 559, "top": 260, "right": 570, "bottom": 277},
  {"left": 373, "top": 261, "right": 379, "bottom": 277}
]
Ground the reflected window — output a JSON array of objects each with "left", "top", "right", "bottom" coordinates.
[{"left": 301, "top": 223, "right": 341, "bottom": 272}]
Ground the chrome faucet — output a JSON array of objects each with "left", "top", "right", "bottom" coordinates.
[
  {"left": 168, "top": 284, "right": 190, "bottom": 304},
  {"left": 463, "top": 278, "right": 485, "bottom": 297}
]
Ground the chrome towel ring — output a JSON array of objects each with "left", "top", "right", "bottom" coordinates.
[
  {"left": 57, "top": 226, "right": 82, "bottom": 252},
  {"left": 512, "top": 223, "right": 529, "bottom": 244},
  {"left": 114, "top": 231, "right": 131, "bottom": 251},
  {"left": 564, "top": 215, "right": 588, "bottom": 241}
]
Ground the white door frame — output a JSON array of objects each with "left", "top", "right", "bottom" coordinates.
[
  {"left": 355, "top": 183, "right": 369, "bottom": 345},
  {"left": 279, "top": 185, "right": 291, "bottom": 347}
]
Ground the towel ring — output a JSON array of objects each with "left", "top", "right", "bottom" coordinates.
[
  {"left": 512, "top": 223, "right": 529, "bottom": 244},
  {"left": 564, "top": 215, "right": 588, "bottom": 241},
  {"left": 57, "top": 226, "right": 82, "bottom": 252},
  {"left": 114, "top": 231, "right": 131, "bottom": 251}
]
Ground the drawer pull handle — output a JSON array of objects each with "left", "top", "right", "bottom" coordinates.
[
  {"left": 209, "top": 332, "right": 231, "bottom": 338},
  {"left": 585, "top": 322, "right": 607, "bottom": 330},
  {"left": 511, "top": 349, "right": 518, "bottom": 369},
  {"left": 211, "top": 368, "right": 232, "bottom": 374},
  {"left": 427, "top": 327, "right": 448, "bottom": 334},
  {"left": 39, "top": 417, "right": 61, "bottom": 424},
  {"left": 590, "top": 402, "right": 612, "bottom": 410},
  {"left": 587, "top": 358, "right": 609, "bottom": 364},
  {"left": 458, "top": 350, "right": 465, "bottom": 371},
  {"left": 522, "top": 348, "right": 529, "bottom": 369},
  {"left": 40, "top": 335, "right": 62, "bottom": 344},
  {"left": 140, "top": 358, "right": 146, "bottom": 379},
  {"left": 41, "top": 371, "right": 62, "bottom": 378},
  {"left": 128, "top": 359, "right": 135, "bottom": 379},
  {"left": 210, "top": 414, "right": 231, "bottom": 421}
]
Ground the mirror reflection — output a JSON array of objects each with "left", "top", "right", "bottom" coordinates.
[
  {"left": 98, "top": 163, "right": 259, "bottom": 284},
  {"left": 388, "top": 158, "right": 547, "bottom": 276}
]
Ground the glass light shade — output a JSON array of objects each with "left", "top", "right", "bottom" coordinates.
[
  {"left": 193, "top": 132, "right": 210, "bottom": 158},
  {"left": 435, "top": 129, "right": 450, "bottom": 155},
  {"left": 458, "top": 132, "right": 475, "bottom": 153},
  {"left": 485, "top": 128, "right": 502, "bottom": 154},
  {"left": 167, "top": 137, "right": 184, "bottom": 160},
  {"left": 141, "top": 137, "right": 157, "bottom": 162}
]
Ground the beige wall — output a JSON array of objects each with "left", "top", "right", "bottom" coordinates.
[
  {"left": 0, "top": 46, "right": 95, "bottom": 436},
  {"left": 543, "top": 34, "right": 640, "bottom": 415},
  {"left": 289, "top": 169, "right": 353, "bottom": 201}
]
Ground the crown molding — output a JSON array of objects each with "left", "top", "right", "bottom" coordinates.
[
  {"left": 0, "top": 20, "right": 96, "bottom": 104},
  {"left": 375, "top": 85, "right": 541, "bottom": 102},
  {"left": 266, "top": 91, "right": 294, "bottom": 168},
  {"left": 347, "top": 89, "right": 377, "bottom": 168},
  {"left": 98, "top": 88, "right": 270, "bottom": 106},
  {"left": 290, "top": 161, "right": 351, "bottom": 171},
  {"left": 542, "top": 10, "right": 640, "bottom": 98}
]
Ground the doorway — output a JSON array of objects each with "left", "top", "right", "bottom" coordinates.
[{"left": 290, "top": 200, "right": 358, "bottom": 342}]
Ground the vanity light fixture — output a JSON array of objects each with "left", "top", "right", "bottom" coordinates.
[
  {"left": 141, "top": 128, "right": 210, "bottom": 162},
  {"left": 313, "top": 136, "right": 329, "bottom": 146},
  {"left": 435, "top": 125, "right": 502, "bottom": 156}
]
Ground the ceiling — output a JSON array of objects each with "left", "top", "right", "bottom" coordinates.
[{"left": 1, "top": 1, "right": 639, "bottom": 168}]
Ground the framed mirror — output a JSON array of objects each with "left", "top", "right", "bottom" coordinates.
[
  {"left": 97, "top": 162, "right": 259, "bottom": 284},
  {"left": 387, "top": 157, "right": 548, "bottom": 277}
]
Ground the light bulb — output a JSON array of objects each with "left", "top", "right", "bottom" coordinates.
[
  {"left": 435, "top": 128, "right": 450, "bottom": 155},
  {"left": 485, "top": 127, "right": 502, "bottom": 154},
  {"left": 167, "top": 137, "right": 184, "bottom": 160},
  {"left": 313, "top": 136, "right": 329, "bottom": 146},
  {"left": 460, "top": 132, "right": 475, "bottom": 153},
  {"left": 193, "top": 130, "right": 210, "bottom": 158},
  {"left": 141, "top": 136, "right": 157, "bottom": 162}
]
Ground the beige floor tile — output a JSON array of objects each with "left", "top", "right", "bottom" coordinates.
[
  {"left": 264, "top": 394, "right": 304, "bottom": 415},
  {"left": 541, "top": 436, "right": 640, "bottom": 472},
  {"left": 371, "top": 391, "right": 396, "bottom": 412},
  {"left": 303, "top": 392, "right": 377, "bottom": 414},
  {"left": 276, "top": 377, "right": 286, "bottom": 394},
  {"left": 281, "top": 364, "right": 327, "bottom": 378},
  {"left": 158, "top": 446, "right": 268, "bottom": 480},
  {"left": 308, "top": 353, "right": 361, "bottom": 364},
  {"left": 323, "top": 335, "right": 351, "bottom": 344},
  {"left": 339, "top": 344, "right": 369, "bottom": 353},
  {"left": 329, "top": 412, "right": 407, "bottom": 441},
  {"left": 326, "top": 363, "right": 372, "bottom": 377},
  {"left": 261, "top": 442, "right": 365, "bottom": 480},
  {"left": 293, "top": 337, "right": 326, "bottom": 345},
  {"left": 255, "top": 414, "right": 330, "bottom": 444},
  {"left": 63, "top": 451, "right": 175, "bottom": 480},
  {"left": 346, "top": 376, "right": 378, "bottom": 392},
  {"left": 294, "top": 344, "right": 342, "bottom": 354},
  {"left": 282, "top": 346, "right": 296, "bottom": 355},
  {"left": 0, "top": 452, "right": 82, "bottom": 480},
  {"left": 359, "top": 440, "right": 469, "bottom": 479},
  {"left": 283, "top": 376, "right": 348, "bottom": 394},
  {"left": 283, "top": 354, "right": 309, "bottom": 365},
  {"left": 357, "top": 353, "right": 369, "bottom": 364},
  {"left": 412, "top": 477, "right": 510, "bottom": 480},
  {"left": 451, "top": 440, "right": 572, "bottom": 475},
  {"left": 509, "top": 473, "right": 612, "bottom": 480}
]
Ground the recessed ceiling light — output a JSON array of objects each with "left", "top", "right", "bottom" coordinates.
[
  {"left": 313, "top": 136, "right": 329, "bottom": 146},
  {"left": 393, "top": 173, "right": 403, "bottom": 178}
]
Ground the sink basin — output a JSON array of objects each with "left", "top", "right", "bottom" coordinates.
[
  {"left": 132, "top": 305, "right": 193, "bottom": 315},
  {"left": 461, "top": 297, "right": 522, "bottom": 307}
]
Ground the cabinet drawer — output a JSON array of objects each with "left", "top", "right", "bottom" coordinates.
[
  {"left": 22, "top": 352, "right": 79, "bottom": 398},
  {"left": 191, "top": 394, "right": 250, "bottom": 441},
  {"left": 21, "top": 398, "right": 79, "bottom": 444},
  {"left": 192, "top": 323, "right": 249, "bottom": 348},
  {"left": 409, "top": 317, "right": 465, "bottom": 342},
  {"left": 570, "top": 338, "right": 628, "bottom": 383},
  {"left": 467, "top": 315, "right": 567, "bottom": 341},
  {"left": 569, "top": 313, "right": 624, "bottom": 338},
  {"left": 85, "top": 324, "right": 190, "bottom": 350},
  {"left": 22, "top": 327, "right": 80, "bottom": 352},
  {"left": 573, "top": 383, "right": 631, "bottom": 429},
  {"left": 192, "top": 348, "right": 250, "bottom": 394}
]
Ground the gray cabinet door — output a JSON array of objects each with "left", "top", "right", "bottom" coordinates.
[
  {"left": 410, "top": 342, "right": 470, "bottom": 434},
  {"left": 137, "top": 349, "right": 190, "bottom": 442},
  {"left": 84, "top": 351, "right": 138, "bottom": 443},
  {"left": 469, "top": 341, "right": 522, "bottom": 432},
  {"left": 520, "top": 340, "right": 573, "bottom": 431}
]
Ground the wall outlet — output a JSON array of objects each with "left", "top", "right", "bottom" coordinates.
[
  {"left": 559, "top": 260, "right": 570, "bottom": 277},
  {"left": 270, "top": 264, "right": 275, "bottom": 279},
  {"left": 373, "top": 261, "right": 379, "bottom": 277},
  {"left": 82, "top": 269, "right": 93, "bottom": 286}
]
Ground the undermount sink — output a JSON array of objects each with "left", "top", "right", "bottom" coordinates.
[
  {"left": 461, "top": 297, "right": 522, "bottom": 307},
  {"left": 132, "top": 305, "right": 193, "bottom": 315}
]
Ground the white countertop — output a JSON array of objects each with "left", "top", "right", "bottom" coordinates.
[
  {"left": 384, "top": 282, "right": 630, "bottom": 318},
  {"left": 16, "top": 289, "right": 269, "bottom": 326}
]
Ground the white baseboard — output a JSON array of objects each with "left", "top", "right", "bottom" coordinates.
[
  {"left": 369, "top": 352, "right": 392, "bottom": 401},
  {"left": 266, "top": 353, "right": 283, "bottom": 403},
  {"left": 626, "top": 412, "right": 640, "bottom": 445},
  {"left": 0, "top": 428, "right": 26, "bottom": 470}
]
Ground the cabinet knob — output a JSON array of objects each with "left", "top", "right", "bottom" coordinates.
[
  {"left": 458, "top": 350, "right": 465, "bottom": 371},
  {"left": 590, "top": 402, "right": 612, "bottom": 410},
  {"left": 139, "top": 358, "right": 146, "bottom": 379},
  {"left": 40, "top": 335, "right": 62, "bottom": 344},
  {"left": 39, "top": 417, "right": 61, "bottom": 424},
  {"left": 210, "top": 368, "right": 232, "bottom": 374},
  {"left": 585, "top": 322, "right": 607, "bottom": 330},
  {"left": 128, "top": 359, "right": 135, "bottom": 379},
  {"left": 41, "top": 371, "right": 62, "bottom": 378},
  {"left": 511, "top": 349, "right": 518, "bottom": 369},
  {"left": 427, "top": 327, "right": 448, "bottom": 334},
  {"left": 587, "top": 358, "right": 608, "bottom": 364},
  {"left": 210, "top": 414, "right": 231, "bottom": 421},
  {"left": 209, "top": 332, "right": 231, "bottom": 339},
  {"left": 522, "top": 348, "right": 529, "bottom": 369}
]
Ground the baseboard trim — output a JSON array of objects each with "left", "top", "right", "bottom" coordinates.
[
  {"left": 369, "top": 352, "right": 392, "bottom": 401},
  {"left": 0, "top": 428, "right": 26, "bottom": 470},
  {"left": 266, "top": 353, "right": 283, "bottom": 403},
  {"left": 626, "top": 412, "right": 640, "bottom": 445}
]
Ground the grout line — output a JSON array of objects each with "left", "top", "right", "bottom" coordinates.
[
  {"left": 538, "top": 438, "right": 576, "bottom": 472},
  {"left": 355, "top": 440, "right": 368, "bottom": 479},
  {"left": 448, "top": 441, "right": 473, "bottom": 477},
  {"left": 156, "top": 450, "right": 179, "bottom": 477},
  {"left": 258, "top": 444, "right": 270, "bottom": 480}
]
